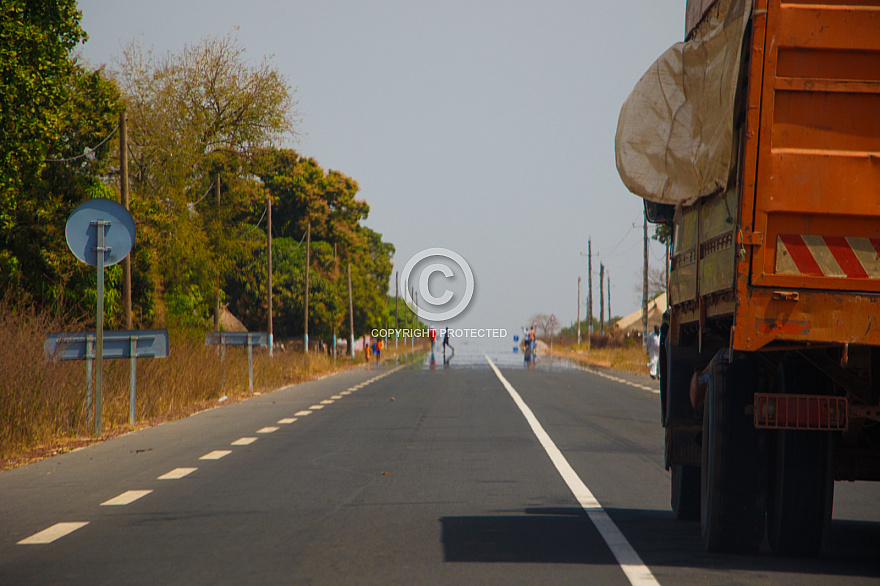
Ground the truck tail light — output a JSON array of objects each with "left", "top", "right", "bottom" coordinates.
[{"left": 754, "top": 394, "right": 848, "bottom": 430}]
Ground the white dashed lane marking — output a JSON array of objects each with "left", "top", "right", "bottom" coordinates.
[
  {"left": 18, "top": 522, "right": 89, "bottom": 545},
  {"left": 16, "top": 364, "right": 408, "bottom": 548},
  {"left": 158, "top": 467, "right": 197, "bottom": 480},
  {"left": 101, "top": 490, "right": 152, "bottom": 506}
]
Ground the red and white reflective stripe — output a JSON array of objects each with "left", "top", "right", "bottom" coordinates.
[{"left": 776, "top": 235, "right": 880, "bottom": 278}]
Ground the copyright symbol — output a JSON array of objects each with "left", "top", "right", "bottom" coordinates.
[{"left": 400, "top": 248, "right": 474, "bottom": 322}]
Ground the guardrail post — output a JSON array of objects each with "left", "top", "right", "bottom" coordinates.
[
  {"left": 129, "top": 335, "right": 138, "bottom": 425},
  {"left": 221, "top": 337, "right": 226, "bottom": 393},
  {"left": 86, "top": 335, "right": 94, "bottom": 426},
  {"left": 248, "top": 333, "right": 254, "bottom": 393}
]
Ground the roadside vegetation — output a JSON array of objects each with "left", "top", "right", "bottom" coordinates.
[
  {"left": 0, "top": 295, "right": 425, "bottom": 471},
  {"left": 527, "top": 314, "right": 652, "bottom": 376},
  {"left": 549, "top": 331, "right": 651, "bottom": 376},
  {"left": 0, "top": 3, "right": 424, "bottom": 470}
]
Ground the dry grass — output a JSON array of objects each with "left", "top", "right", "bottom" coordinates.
[
  {"left": 0, "top": 299, "right": 424, "bottom": 470},
  {"left": 0, "top": 300, "right": 88, "bottom": 460},
  {"left": 551, "top": 341, "right": 651, "bottom": 376}
]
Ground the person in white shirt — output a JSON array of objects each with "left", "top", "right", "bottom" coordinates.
[{"left": 647, "top": 325, "right": 661, "bottom": 379}]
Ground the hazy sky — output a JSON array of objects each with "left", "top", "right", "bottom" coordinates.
[{"left": 77, "top": 0, "right": 684, "bottom": 333}]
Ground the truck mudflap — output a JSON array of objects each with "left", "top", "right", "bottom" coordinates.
[{"left": 754, "top": 394, "right": 880, "bottom": 430}]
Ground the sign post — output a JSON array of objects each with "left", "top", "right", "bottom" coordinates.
[
  {"left": 46, "top": 330, "right": 169, "bottom": 427},
  {"left": 64, "top": 199, "right": 136, "bottom": 436},
  {"left": 205, "top": 332, "right": 269, "bottom": 393},
  {"left": 95, "top": 219, "right": 106, "bottom": 435}
]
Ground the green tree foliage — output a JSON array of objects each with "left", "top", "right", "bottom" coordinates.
[
  {"left": 0, "top": 20, "right": 396, "bottom": 340},
  {"left": 0, "top": 0, "right": 127, "bottom": 321},
  {"left": 226, "top": 149, "right": 395, "bottom": 339},
  {"left": 0, "top": 0, "right": 85, "bottom": 223},
  {"left": 111, "top": 32, "right": 296, "bottom": 324}
]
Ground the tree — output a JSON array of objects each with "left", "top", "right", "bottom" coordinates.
[
  {"left": 528, "top": 313, "right": 550, "bottom": 339},
  {"left": 0, "top": 28, "right": 126, "bottom": 320},
  {"left": 244, "top": 149, "right": 394, "bottom": 340},
  {"left": 111, "top": 32, "right": 297, "bottom": 324},
  {"left": 0, "top": 0, "right": 86, "bottom": 226}
]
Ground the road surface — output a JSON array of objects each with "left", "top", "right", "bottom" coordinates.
[{"left": 2, "top": 341, "right": 879, "bottom": 585}]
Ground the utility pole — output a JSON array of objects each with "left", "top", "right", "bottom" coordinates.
[
  {"left": 348, "top": 262, "right": 354, "bottom": 358},
  {"left": 304, "top": 221, "right": 310, "bottom": 354},
  {"left": 599, "top": 263, "right": 605, "bottom": 335},
  {"left": 642, "top": 218, "right": 650, "bottom": 345},
  {"left": 607, "top": 269, "right": 612, "bottom": 333},
  {"left": 643, "top": 216, "right": 649, "bottom": 347},
  {"left": 577, "top": 276, "right": 581, "bottom": 345},
  {"left": 214, "top": 174, "right": 221, "bottom": 331},
  {"left": 267, "top": 197, "right": 273, "bottom": 356},
  {"left": 119, "top": 110, "right": 132, "bottom": 330},
  {"left": 587, "top": 239, "right": 593, "bottom": 336},
  {"left": 395, "top": 271, "right": 399, "bottom": 349}
]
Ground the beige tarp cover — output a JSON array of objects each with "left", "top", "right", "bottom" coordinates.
[{"left": 615, "top": 0, "right": 751, "bottom": 206}]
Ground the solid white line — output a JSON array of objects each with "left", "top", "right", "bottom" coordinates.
[
  {"left": 18, "top": 522, "right": 89, "bottom": 545},
  {"left": 158, "top": 467, "right": 197, "bottom": 480},
  {"left": 257, "top": 426, "right": 279, "bottom": 434},
  {"left": 295, "top": 410, "right": 312, "bottom": 416},
  {"left": 576, "top": 365, "right": 660, "bottom": 395},
  {"left": 486, "top": 356, "right": 659, "bottom": 586},
  {"left": 200, "top": 450, "right": 232, "bottom": 460},
  {"left": 278, "top": 418, "right": 297, "bottom": 424},
  {"left": 101, "top": 490, "right": 152, "bottom": 506},
  {"left": 232, "top": 437, "right": 258, "bottom": 445}
]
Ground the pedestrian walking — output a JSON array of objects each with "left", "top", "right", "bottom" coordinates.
[{"left": 647, "top": 325, "right": 661, "bottom": 379}]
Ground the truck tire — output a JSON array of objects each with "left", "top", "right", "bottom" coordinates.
[
  {"left": 671, "top": 464, "right": 700, "bottom": 521},
  {"left": 767, "top": 357, "right": 834, "bottom": 557},
  {"left": 700, "top": 352, "right": 767, "bottom": 553}
]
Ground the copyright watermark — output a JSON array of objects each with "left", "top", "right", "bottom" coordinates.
[
  {"left": 400, "top": 247, "right": 474, "bottom": 322},
  {"left": 371, "top": 328, "right": 508, "bottom": 339}
]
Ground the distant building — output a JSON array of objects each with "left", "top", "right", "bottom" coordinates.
[
  {"left": 611, "top": 292, "right": 667, "bottom": 341},
  {"left": 219, "top": 305, "right": 247, "bottom": 332}
]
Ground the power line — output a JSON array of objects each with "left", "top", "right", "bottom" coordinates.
[
  {"left": 598, "top": 222, "right": 639, "bottom": 259},
  {"left": 44, "top": 124, "right": 120, "bottom": 163}
]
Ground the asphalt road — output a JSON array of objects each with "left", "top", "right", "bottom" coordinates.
[{"left": 2, "top": 344, "right": 879, "bottom": 585}]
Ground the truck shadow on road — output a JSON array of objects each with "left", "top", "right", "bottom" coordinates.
[
  {"left": 441, "top": 507, "right": 614, "bottom": 565},
  {"left": 608, "top": 507, "right": 880, "bottom": 579},
  {"left": 441, "top": 507, "right": 880, "bottom": 579}
]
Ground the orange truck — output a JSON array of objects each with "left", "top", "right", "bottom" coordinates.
[{"left": 616, "top": 0, "right": 880, "bottom": 556}]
